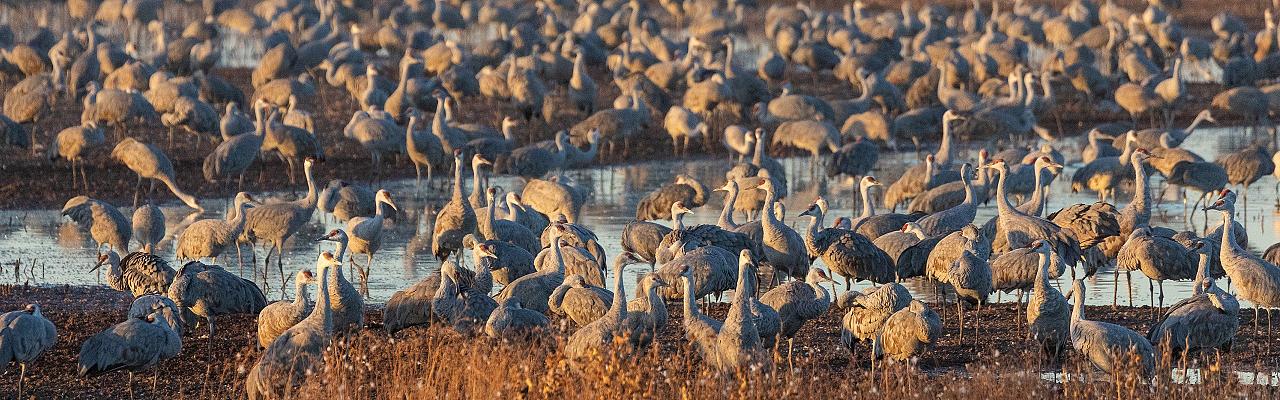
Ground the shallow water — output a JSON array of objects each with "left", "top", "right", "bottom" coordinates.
[{"left": 3, "top": 125, "right": 1278, "bottom": 306}]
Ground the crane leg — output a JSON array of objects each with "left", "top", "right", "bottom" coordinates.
[
  {"left": 16, "top": 363, "right": 24, "bottom": 399},
  {"left": 1126, "top": 270, "right": 1133, "bottom": 307},
  {"left": 1158, "top": 280, "right": 1165, "bottom": 310},
  {"left": 127, "top": 372, "right": 134, "bottom": 400},
  {"left": 414, "top": 164, "right": 422, "bottom": 194},
  {"left": 133, "top": 174, "right": 143, "bottom": 208},
  {"left": 1148, "top": 278, "right": 1154, "bottom": 316},
  {"left": 1111, "top": 267, "right": 1119, "bottom": 309},
  {"left": 956, "top": 299, "right": 964, "bottom": 344}
]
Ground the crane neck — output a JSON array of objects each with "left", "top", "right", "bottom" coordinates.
[
  {"left": 1183, "top": 112, "right": 1209, "bottom": 137},
  {"left": 1032, "top": 251, "right": 1052, "bottom": 295},
  {"left": 294, "top": 275, "right": 311, "bottom": 306},
  {"left": 804, "top": 209, "right": 824, "bottom": 250},
  {"left": 673, "top": 210, "right": 687, "bottom": 231},
  {"left": 961, "top": 170, "right": 974, "bottom": 205},
  {"left": 859, "top": 182, "right": 876, "bottom": 218},
  {"left": 551, "top": 242, "right": 567, "bottom": 274},
  {"left": 937, "top": 119, "right": 954, "bottom": 166},
  {"left": 299, "top": 162, "right": 318, "bottom": 208},
  {"left": 606, "top": 259, "right": 627, "bottom": 320},
  {"left": 1070, "top": 283, "right": 1085, "bottom": 322},
  {"left": 471, "top": 164, "right": 486, "bottom": 202},
  {"left": 1026, "top": 167, "right": 1047, "bottom": 217},
  {"left": 1118, "top": 137, "right": 1134, "bottom": 166},
  {"left": 681, "top": 275, "right": 698, "bottom": 320},
  {"left": 1130, "top": 159, "right": 1148, "bottom": 211},
  {"left": 1219, "top": 209, "right": 1239, "bottom": 259},
  {"left": 451, "top": 159, "right": 465, "bottom": 201},
  {"left": 751, "top": 132, "right": 767, "bottom": 166},
  {"left": 762, "top": 188, "right": 781, "bottom": 225},
  {"left": 718, "top": 185, "right": 739, "bottom": 229},
  {"left": 311, "top": 263, "right": 333, "bottom": 334},
  {"left": 1193, "top": 252, "right": 1210, "bottom": 295},
  {"left": 993, "top": 167, "right": 1017, "bottom": 214}
]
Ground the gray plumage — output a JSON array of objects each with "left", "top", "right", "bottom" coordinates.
[
  {"left": 317, "top": 229, "right": 366, "bottom": 334},
  {"left": 467, "top": 235, "right": 536, "bottom": 285},
  {"left": 635, "top": 175, "right": 708, "bottom": 221},
  {"left": 827, "top": 137, "right": 880, "bottom": 179},
  {"left": 504, "top": 131, "right": 569, "bottom": 180},
  {"left": 947, "top": 246, "right": 993, "bottom": 305},
  {"left": 49, "top": 122, "right": 104, "bottom": 187},
  {"left": 991, "top": 245, "right": 1067, "bottom": 295},
  {"left": 496, "top": 237, "right": 574, "bottom": 314},
  {"left": 76, "top": 308, "right": 181, "bottom": 387},
  {"left": 1204, "top": 191, "right": 1280, "bottom": 314},
  {"left": 522, "top": 177, "right": 587, "bottom": 224},
  {"left": 243, "top": 159, "right": 319, "bottom": 277},
  {"left": 851, "top": 176, "right": 922, "bottom": 240},
  {"left": 873, "top": 222, "right": 941, "bottom": 280},
  {"left": 346, "top": 190, "right": 399, "bottom": 283},
  {"left": 1117, "top": 227, "right": 1197, "bottom": 307},
  {"left": 549, "top": 274, "right": 612, "bottom": 327},
  {"left": 761, "top": 268, "right": 836, "bottom": 339},
  {"left": 1025, "top": 241, "right": 1071, "bottom": 356},
  {"left": 245, "top": 253, "right": 339, "bottom": 400},
  {"left": 130, "top": 204, "right": 164, "bottom": 253},
  {"left": 257, "top": 269, "right": 316, "bottom": 348},
  {"left": 655, "top": 242, "right": 738, "bottom": 301},
  {"left": 433, "top": 151, "right": 477, "bottom": 261},
  {"left": 485, "top": 298, "right": 550, "bottom": 339},
  {"left": 126, "top": 295, "right": 186, "bottom": 337},
  {"left": 800, "top": 199, "right": 895, "bottom": 286},
  {"left": 111, "top": 137, "right": 201, "bottom": 211},
  {"left": 533, "top": 240, "right": 603, "bottom": 288},
  {"left": 1148, "top": 242, "right": 1239, "bottom": 356},
  {"left": 167, "top": 261, "right": 267, "bottom": 337},
  {"left": 755, "top": 179, "right": 811, "bottom": 279},
  {"left": 539, "top": 221, "right": 606, "bottom": 271},
  {"left": 624, "top": 273, "right": 669, "bottom": 348},
  {"left": 204, "top": 101, "right": 267, "bottom": 187},
  {"left": 92, "top": 250, "right": 175, "bottom": 297},
  {"left": 840, "top": 283, "right": 912, "bottom": 347},
  {"left": 621, "top": 220, "right": 672, "bottom": 265},
  {"left": 564, "top": 253, "right": 639, "bottom": 360},
  {"left": 67, "top": 197, "right": 131, "bottom": 253},
  {"left": 1216, "top": 143, "right": 1275, "bottom": 191},
  {"left": 1069, "top": 279, "right": 1156, "bottom": 376},
  {"left": 479, "top": 187, "right": 539, "bottom": 255},
  {"left": 913, "top": 163, "right": 979, "bottom": 236},
  {"left": 0, "top": 304, "right": 57, "bottom": 396},
  {"left": 986, "top": 160, "right": 1083, "bottom": 265},
  {"left": 175, "top": 192, "right": 255, "bottom": 261},
  {"left": 262, "top": 111, "right": 323, "bottom": 184},
  {"left": 161, "top": 95, "right": 218, "bottom": 141},
  {"left": 872, "top": 300, "right": 941, "bottom": 361},
  {"left": 431, "top": 260, "right": 497, "bottom": 334}
]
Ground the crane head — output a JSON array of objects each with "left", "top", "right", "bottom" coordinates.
[
  {"left": 298, "top": 269, "right": 316, "bottom": 285},
  {"left": 1204, "top": 190, "right": 1235, "bottom": 211},
  {"left": 670, "top": 201, "right": 692, "bottom": 216},
  {"left": 318, "top": 229, "right": 347, "bottom": 243},
  {"left": 24, "top": 304, "right": 37, "bottom": 314},
  {"left": 647, "top": 273, "right": 669, "bottom": 288},
  {"left": 375, "top": 190, "right": 398, "bottom": 211},
  {"left": 713, "top": 180, "right": 737, "bottom": 193},
  {"left": 799, "top": 202, "right": 821, "bottom": 218},
  {"left": 475, "top": 243, "right": 497, "bottom": 259}
]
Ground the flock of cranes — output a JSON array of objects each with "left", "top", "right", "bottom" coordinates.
[{"left": 3, "top": 0, "right": 1280, "bottom": 397}]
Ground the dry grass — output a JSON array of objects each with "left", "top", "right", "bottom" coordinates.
[{"left": 226, "top": 326, "right": 1275, "bottom": 399}]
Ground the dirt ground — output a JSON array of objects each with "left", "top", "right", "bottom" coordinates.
[{"left": 1, "top": 284, "right": 1276, "bottom": 399}]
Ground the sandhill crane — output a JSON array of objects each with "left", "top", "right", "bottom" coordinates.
[
  {"left": 433, "top": 150, "right": 478, "bottom": 262},
  {"left": 469, "top": 236, "right": 536, "bottom": 285},
  {"left": 65, "top": 198, "right": 131, "bottom": 254},
  {"left": 404, "top": 109, "right": 446, "bottom": 191},
  {"left": 485, "top": 298, "right": 550, "bottom": 339},
  {"left": 851, "top": 176, "right": 921, "bottom": 240},
  {"left": 245, "top": 252, "right": 339, "bottom": 400},
  {"left": 347, "top": 189, "right": 399, "bottom": 288},
  {"left": 635, "top": 174, "right": 708, "bottom": 221},
  {"left": 1204, "top": 190, "right": 1280, "bottom": 337},
  {"left": 92, "top": 248, "right": 174, "bottom": 297},
  {"left": 167, "top": 261, "right": 267, "bottom": 337},
  {"left": 316, "top": 229, "right": 365, "bottom": 333},
  {"left": 1082, "top": 129, "right": 1120, "bottom": 165},
  {"left": 663, "top": 105, "right": 707, "bottom": 155},
  {"left": 549, "top": 274, "right": 612, "bottom": 327},
  {"left": 256, "top": 268, "right": 315, "bottom": 348},
  {"left": 1120, "top": 109, "right": 1215, "bottom": 150},
  {"left": 1072, "top": 131, "right": 1137, "bottom": 203},
  {"left": 203, "top": 100, "right": 267, "bottom": 192},
  {"left": 495, "top": 237, "right": 577, "bottom": 314},
  {"left": 111, "top": 137, "right": 201, "bottom": 211},
  {"left": 754, "top": 178, "right": 810, "bottom": 280},
  {"left": 77, "top": 304, "right": 180, "bottom": 399},
  {"left": 1068, "top": 279, "right": 1156, "bottom": 377},
  {"left": 1148, "top": 239, "right": 1240, "bottom": 357},
  {"left": 0, "top": 304, "right": 57, "bottom": 398},
  {"left": 49, "top": 121, "right": 105, "bottom": 189},
  {"left": 913, "top": 163, "right": 979, "bottom": 236},
  {"left": 872, "top": 222, "right": 942, "bottom": 280},
  {"left": 504, "top": 130, "right": 569, "bottom": 180},
  {"left": 1024, "top": 240, "right": 1071, "bottom": 357},
  {"left": 799, "top": 198, "right": 894, "bottom": 287},
  {"left": 623, "top": 273, "right": 669, "bottom": 348},
  {"left": 479, "top": 187, "right": 539, "bottom": 255},
  {"left": 1216, "top": 143, "right": 1275, "bottom": 208},
  {"left": 761, "top": 268, "right": 836, "bottom": 358},
  {"left": 872, "top": 300, "right": 941, "bottom": 363},
  {"left": 722, "top": 125, "right": 755, "bottom": 162},
  {"left": 839, "top": 283, "right": 912, "bottom": 351},
  {"left": 1117, "top": 227, "right": 1196, "bottom": 308},
  {"left": 985, "top": 159, "right": 1082, "bottom": 264},
  {"left": 243, "top": 158, "right": 319, "bottom": 284},
  {"left": 564, "top": 252, "right": 640, "bottom": 361},
  {"left": 130, "top": 204, "right": 163, "bottom": 253},
  {"left": 175, "top": 192, "right": 255, "bottom": 264}
]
